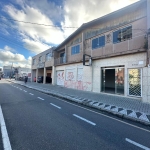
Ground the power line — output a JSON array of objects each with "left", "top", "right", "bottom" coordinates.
[{"left": 0, "top": 16, "right": 78, "bottom": 28}]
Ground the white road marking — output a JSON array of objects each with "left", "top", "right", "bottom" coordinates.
[
  {"left": 125, "top": 138, "right": 150, "bottom": 150},
  {"left": 73, "top": 114, "right": 96, "bottom": 126},
  {"left": 19, "top": 88, "right": 22, "bottom": 90},
  {"left": 51, "top": 96, "right": 150, "bottom": 133},
  {"left": 50, "top": 103, "right": 61, "bottom": 109},
  {"left": 24, "top": 90, "right": 27, "bottom": 92},
  {"left": 0, "top": 105, "right": 12, "bottom": 150},
  {"left": 29, "top": 93, "right": 34, "bottom": 95},
  {"left": 37, "top": 97, "right": 44, "bottom": 100}
]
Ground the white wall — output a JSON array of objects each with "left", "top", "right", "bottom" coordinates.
[{"left": 55, "top": 63, "right": 92, "bottom": 91}]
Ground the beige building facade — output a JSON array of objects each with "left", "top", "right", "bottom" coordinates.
[
  {"left": 31, "top": 0, "right": 150, "bottom": 103},
  {"left": 31, "top": 47, "right": 55, "bottom": 84}
]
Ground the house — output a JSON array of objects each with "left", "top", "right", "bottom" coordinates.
[
  {"left": 31, "top": 0, "right": 150, "bottom": 103},
  {"left": 3, "top": 66, "right": 14, "bottom": 78},
  {"left": 31, "top": 47, "right": 56, "bottom": 84}
]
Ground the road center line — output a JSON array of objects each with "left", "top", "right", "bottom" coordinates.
[
  {"left": 125, "top": 138, "right": 150, "bottom": 150},
  {"left": 37, "top": 97, "right": 44, "bottom": 100},
  {"left": 29, "top": 93, "right": 34, "bottom": 95},
  {"left": 73, "top": 114, "right": 96, "bottom": 126},
  {"left": 0, "top": 105, "right": 12, "bottom": 150},
  {"left": 50, "top": 103, "right": 61, "bottom": 109},
  {"left": 24, "top": 90, "right": 27, "bottom": 92}
]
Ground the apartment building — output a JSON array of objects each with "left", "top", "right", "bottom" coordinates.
[
  {"left": 52, "top": 0, "right": 150, "bottom": 103},
  {"left": 31, "top": 47, "right": 55, "bottom": 84}
]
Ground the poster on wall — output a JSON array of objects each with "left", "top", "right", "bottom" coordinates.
[
  {"left": 65, "top": 68, "right": 76, "bottom": 81},
  {"left": 57, "top": 71, "right": 64, "bottom": 86},
  {"left": 77, "top": 68, "right": 83, "bottom": 81}
]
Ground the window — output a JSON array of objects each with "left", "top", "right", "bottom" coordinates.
[
  {"left": 113, "top": 26, "right": 132, "bottom": 43},
  {"left": 46, "top": 53, "right": 51, "bottom": 61},
  {"left": 39, "top": 56, "right": 42, "bottom": 63},
  {"left": 92, "top": 35, "right": 105, "bottom": 49},
  {"left": 71, "top": 45, "right": 80, "bottom": 55},
  {"left": 33, "top": 59, "right": 36, "bottom": 65}
]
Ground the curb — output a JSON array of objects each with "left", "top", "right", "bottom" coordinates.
[{"left": 7, "top": 80, "right": 150, "bottom": 126}]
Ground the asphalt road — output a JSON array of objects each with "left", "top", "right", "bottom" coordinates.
[{"left": 0, "top": 80, "right": 150, "bottom": 150}]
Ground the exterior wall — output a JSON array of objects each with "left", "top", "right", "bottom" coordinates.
[
  {"left": 67, "top": 42, "right": 83, "bottom": 63},
  {"left": 38, "top": 69, "right": 44, "bottom": 76},
  {"left": 45, "top": 58, "right": 54, "bottom": 67},
  {"left": 55, "top": 63, "right": 92, "bottom": 91},
  {"left": 92, "top": 52, "right": 147, "bottom": 100},
  {"left": 84, "top": 17, "right": 147, "bottom": 59},
  {"left": 32, "top": 47, "right": 55, "bottom": 70}
]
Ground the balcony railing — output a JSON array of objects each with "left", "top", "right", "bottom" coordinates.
[{"left": 54, "top": 56, "right": 66, "bottom": 65}]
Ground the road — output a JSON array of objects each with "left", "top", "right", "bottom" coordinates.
[{"left": 0, "top": 80, "right": 150, "bottom": 150}]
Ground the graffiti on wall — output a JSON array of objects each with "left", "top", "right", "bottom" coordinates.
[
  {"left": 77, "top": 68, "right": 83, "bottom": 81},
  {"left": 66, "top": 69, "right": 75, "bottom": 81},
  {"left": 57, "top": 71, "right": 64, "bottom": 86},
  {"left": 64, "top": 81, "right": 91, "bottom": 91}
]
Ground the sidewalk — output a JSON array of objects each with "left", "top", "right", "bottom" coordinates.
[{"left": 7, "top": 79, "right": 150, "bottom": 125}]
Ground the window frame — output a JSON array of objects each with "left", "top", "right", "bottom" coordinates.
[
  {"left": 46, "top": 53, "right": 51, "bottom": 61},
  {"left": 92, "top": 35, "right": 105, "bottom": 50},
  {"left": 71, "top": 45, "right": 80, "bottom": 55},
  {"left": 39, "top": 56, "right": 42, "bottom": 63},
  {"left": 113, "top": 26, "right": 132, "bottom": 44},
  {"left": 32, "top": 59, "right": 36, "bottom": 65}
]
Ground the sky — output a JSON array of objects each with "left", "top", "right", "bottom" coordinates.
[{"left": 0, "top": 0, "right": 139, "bottom": 69}]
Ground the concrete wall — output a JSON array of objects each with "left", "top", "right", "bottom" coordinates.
[
  {"left": 55, "top": 63, "right": 92, "bottom": 91},
  {"left": 92, "top": 52, "right": 147, "bottom": 101},
  {"left": 38, "top": 69, "right": 44, "bottom": 76}
]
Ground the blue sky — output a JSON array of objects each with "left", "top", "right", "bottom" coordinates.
[{"left": 0, "top": 0, "right": 138, "bottom": 68}]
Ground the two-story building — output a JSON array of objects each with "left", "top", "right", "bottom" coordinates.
[
  {"left": 31, "top": 0, "right": 150, "bottom": 103},
  {"left": 31, "top": 47, "right": 55, "bottom": 84},
  {"left": 52, "top": 0, "right": 150, "bottom": 103}
]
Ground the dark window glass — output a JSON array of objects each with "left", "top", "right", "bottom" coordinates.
[
  {"left": 113, "top": 26, "right": 132, "bottom": 44},
  {"left": 71, "top": 45, "right": 80, "bottom": 55},
  {"left": 92, "top": 36, "right": 105, "bottom": 49}
]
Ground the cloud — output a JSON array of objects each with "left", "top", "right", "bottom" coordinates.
[
  {"left": 3, "top": 3, "right": 65, "bottom": 54},
  {"left": 62, "top": 0, "right": 138, "bottom": 36},
  {"left": 0, "top": 46, "right": 31, "bottom": 68},
  {"left": 22, "top": 39, "right": 50, "bottom": 54},
  {"left": 1, "top": 0, "right": 139, "bottom": 55}
]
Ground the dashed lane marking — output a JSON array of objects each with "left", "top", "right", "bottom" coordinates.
[
  {"left": 24, "top": 90, "right": 27, "bottom": 92},
  {"left": 50, "top": 103, "right": 61, "bottom": 109},
  {"left": 37, "top": 97, "right": 44, "bottom": 100},
  {"left": 73, "top": 114, "right": 96, "bottom": 126},
  {"left": 125, "top": 138, "right": 150, "bottom": 150}
]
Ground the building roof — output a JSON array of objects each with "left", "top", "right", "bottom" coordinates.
[{"left": 55, "top": 0, "right": 146, "bottom": 51}]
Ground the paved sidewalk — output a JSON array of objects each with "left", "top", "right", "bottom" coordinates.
[{"left": 7, "top": 79, "right": 150, "bottom": 125}]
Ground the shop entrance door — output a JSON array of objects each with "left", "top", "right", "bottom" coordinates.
[{"left": 101, "top": 67, "right": 124, "bottom": 95}]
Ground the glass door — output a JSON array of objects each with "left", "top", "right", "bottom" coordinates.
[
  {"left": 115, "top": 68, "right": 124, "bottom": 94},
  {"left": 101, "top": 67, "right": 124, "bottom": 95}
]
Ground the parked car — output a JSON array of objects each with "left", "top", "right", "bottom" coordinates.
[{"left": 37, "top": 76, "right": 43, "bottom": 83}]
